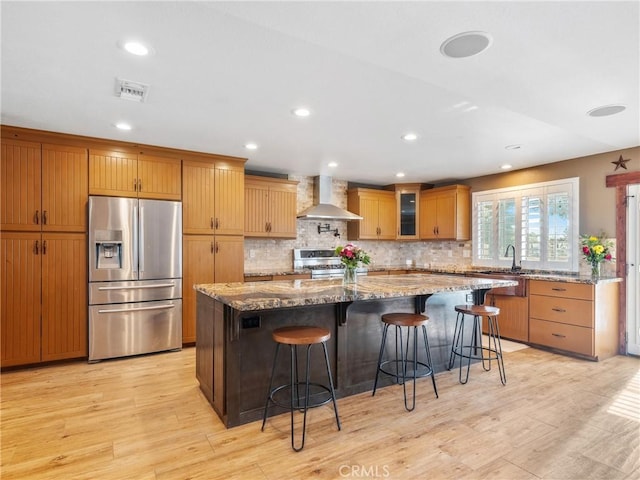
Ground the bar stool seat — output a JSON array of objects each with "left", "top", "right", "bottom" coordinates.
[
  {"left": 448, "top": 304, "right": 506, "bottom": 385},
  {"left": 372, "top": 313, "right": 438, "bottom": 411},
  {"left": 261, "top": 326, "right": 341, "bottom": 451}
]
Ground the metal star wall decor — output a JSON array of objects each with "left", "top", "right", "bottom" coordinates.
[{"left": 611, "top": 155, "right": 630, "bottom": 171}]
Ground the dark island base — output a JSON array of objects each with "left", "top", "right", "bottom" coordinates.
[{"left": 196, "top": 290, "right": 472, "bottom": 428}]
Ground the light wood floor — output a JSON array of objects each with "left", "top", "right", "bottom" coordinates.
[{"left": 1, "top": 345, "right": 638, "bottom": 480}]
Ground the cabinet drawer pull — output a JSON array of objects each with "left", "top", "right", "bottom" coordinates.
[
  {"left": 551, "top": 287, "right": 567, "bottom": 292},
  {"left": 43, "top": 210, "right": 47, "bottom": 225},
  {"left": 551, "top": 333, "right": 567, "bottom": 338},
  {"left": 551, "top": 307, "right": 566, "bottom": 313}
]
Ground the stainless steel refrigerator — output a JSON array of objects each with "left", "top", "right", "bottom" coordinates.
[{"left": 88, "top": 196, "right": 182, "bottom": 362}]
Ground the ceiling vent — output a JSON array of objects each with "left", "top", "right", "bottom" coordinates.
[{"left": 115, "top": 78, "right": 149, "bottom": 102}]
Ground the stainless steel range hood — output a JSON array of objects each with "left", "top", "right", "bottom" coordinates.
[{"left": 296, "top": 175, "right": 363, "bottom": 220}]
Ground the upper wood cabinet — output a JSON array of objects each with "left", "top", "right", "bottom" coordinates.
[
  {"left": 393, "top": 183, "right": 422, "bottom": 240},
  {"left": 244, "top": 175, "right": 298, "bottom": 238},
  {"left": 89, "top": 149, "right": 181, "bottom": 200},
  {"left": 182, "top": 159, "right": 245, "bottom": 235},
  {"left": 1, "top": 140, "right": 88, "bottom": 232},
  {"left": 347, "top": 188, "right": 396, "bottom": 240},
  {"left": 419, "top": 185, "right": 470, "bottom": 241}
]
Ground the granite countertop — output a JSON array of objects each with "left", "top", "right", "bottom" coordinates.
[
  {"left": 244, "top": 265, "right": 622, "bottom": 285},
  {"left": 195, "top": 273, "right": 518, "bottom": 311}
]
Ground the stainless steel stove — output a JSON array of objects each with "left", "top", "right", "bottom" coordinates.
[{"left": 293, "top": 248, "right": 368, "bottom": 279}]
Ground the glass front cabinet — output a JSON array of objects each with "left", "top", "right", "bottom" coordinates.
[{"left": 394, "top": 184, "right": 423, "bottom": 240}]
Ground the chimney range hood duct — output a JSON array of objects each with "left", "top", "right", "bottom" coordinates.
[{"left": 297, "top": 175, "right": 363, "bottom": 221}]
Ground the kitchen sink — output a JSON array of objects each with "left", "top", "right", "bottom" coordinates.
[{"left": 468, "top": 271, "right": 528, "bottom": 296}]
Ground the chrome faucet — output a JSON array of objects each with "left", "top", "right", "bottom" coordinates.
[{"left": 505, "top": 244, "right": 521, "bottom": 272}]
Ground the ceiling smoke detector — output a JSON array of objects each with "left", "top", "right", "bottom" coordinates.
[{"left": 115, "top": 78, "right": 150, "bottom": 102}]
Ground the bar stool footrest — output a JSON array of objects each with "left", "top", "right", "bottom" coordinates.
[
  {"left": 451, "top": 345, "right": 503, "bottom": 362},
  {"left": 378, "top": 359, "right": 435, "bottom": 383},
  {"left": 268, "top": 382, "right": 334, "bottom": 411}
]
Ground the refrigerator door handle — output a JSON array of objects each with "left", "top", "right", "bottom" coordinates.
[
  {"left": 132, "top": 204, "right": 139, "bottom": 277},
  {"left": 97, "top": 304, "right": 175, "bottom": 314},
  {"left": 138, "top": 205, "right": 145, "bottom": 273},
  {"left": 97, "top": 282, "right": 176, "bottom": 291}
]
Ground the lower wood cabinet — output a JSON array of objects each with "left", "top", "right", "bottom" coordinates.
[
  {"left": 183, "top": 235, "right": 244, "bottom": 343},
  {"left": 528, "top": 280, "right": 619, "bottom": 360},
  {"left": 485, "top": 293, "right": 529, "bottom": 343},
  {"left": 1, "top": 232, "right": 87, "bottom": 367}
]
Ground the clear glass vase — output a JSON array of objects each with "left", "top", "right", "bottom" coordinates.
[
  {"left": 343, "top": 266, "right": 357, "bottom": 286},
  {"left": 591, "top": 261, "right": 601, "bottom": 278}
]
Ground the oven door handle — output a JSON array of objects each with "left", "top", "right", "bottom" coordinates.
[
  {"left": 97, "top": 304, "right": 175, "bottom": 314},
  {"left": 97, "top": 283, "right": 176, "bottom": 291}
]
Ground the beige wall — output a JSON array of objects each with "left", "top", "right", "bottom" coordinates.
[{"left": 461, "top": 146, "right": 640, "bottom": 235}]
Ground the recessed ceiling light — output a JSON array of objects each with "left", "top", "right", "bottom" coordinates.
[
  {"left": 396, "top": 172, "right": 405, "bottom": 178},
  {"left": 292, "top": 107, "right": 311, "bottom": 117},
  {"left": 115, "top": 122, "right": 132, "bottom": 131},
  {"left": 402, "top": 133, "right": 418, "bottom": 141},
  {"left": 587, "top": 104, "right": 626, "bottom": 117},
  {"left": 501, "top": 164, "right": 513, "bottom": 170},
  {"left": 505, "top": 144, "right": 522, "bottom": 150},
  {"left": 245, "top": 143, "right": 258, "bottom": 150},
  {"left": 328, "top": 161, "right": 338, "bottom": 168},
  {"left": 440, "top": 31, "right": 492, "bottom": 58}
]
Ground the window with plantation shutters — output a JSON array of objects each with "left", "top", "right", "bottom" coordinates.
[{"left": 472, "top": 178, "right": 579, "bottom": 271}]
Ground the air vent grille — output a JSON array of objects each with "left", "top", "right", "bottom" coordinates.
[{"left": 115, "top": 78, "right": 149, "bottom": 102}]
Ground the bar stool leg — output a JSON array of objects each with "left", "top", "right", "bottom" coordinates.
[
  {"left": 402, "top": 326, "right": 417, "bottom": 412},
  {"left": 262, "top": 343, "right": 281, "bottom": 431},
  {"left": 372, "top": 323, "right": 390, "bottom": 396},
  {"left": 421, "top": 325, "right": 439, "bottom": 398},
  {"left": 459, "top": 313, "right": 474, "bottom": 385},
  {"left": 448, "top": 312, "right": 463, "bottom": 371},
  {"left": 290, "top": 344, "right": 312, "bottom": 452},
  {"left": 321, "top": 341, "right": 341, "bottom": 430},
  {"left": 488, "top": 315, "right": 507, "bottom": 385}
]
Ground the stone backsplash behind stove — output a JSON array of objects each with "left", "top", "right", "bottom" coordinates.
[{"left": 243, "top": 174, "right": 473, "bottom": 272}]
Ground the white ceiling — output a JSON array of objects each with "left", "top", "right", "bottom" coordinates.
[{"left": 2, "top": 1, "right": 639, "bottom": 185}]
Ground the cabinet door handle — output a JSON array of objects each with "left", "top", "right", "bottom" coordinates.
[
  {"left": 138, "top": 179, "right": 142, "bottom": 192},
  {"left": 265, "top": 222, "right": 269, "bottom": 232},
  {"left": 34, "top": 240, "right": 39, "bottom": 255},
  {"left": 42, "top": 240, "right": 47, "bottom": 255},
  {"left": 215, "top": 242, "right": 219, "bottom": 254},
  {"left": 215, "top": 218, "right": 219, "bottom": 229},
  {"left": 551, "top": 307, "right": 566, "bottom": 313},
  {"left": 210, "top": 217, "right": 214, "bottom": 229},
  {"left": 42, "top": 210, "right": 47, "bottom": 225},
  {"left": 211, "top": 242, "right": 214, "bottom": 254},
  {"left": 134, "top": 179, "right": 138, "bottom": 191},
  {"left": 34, "top": 210, "right": 40, "bottom": 225},
  {"left": 551, "top": 333, "right": 567, "bottom": 338},
  {"left": 551, "top": 287, "right": 567, "bottom": 292}
]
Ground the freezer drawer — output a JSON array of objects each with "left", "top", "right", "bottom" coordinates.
[
  {"left": 89, "top": 279, "right": 182, "bottom": 305},
  {"left": 89, "top": 299, "right": 182, "bottom": 362}
]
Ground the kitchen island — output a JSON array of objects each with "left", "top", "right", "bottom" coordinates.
[{"left": 195, "top": 273, "right": 518, "bottom": 427}]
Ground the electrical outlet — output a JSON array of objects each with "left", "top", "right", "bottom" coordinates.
[{"left": 249, "top": 249, "right": 256, "bottom": 258}]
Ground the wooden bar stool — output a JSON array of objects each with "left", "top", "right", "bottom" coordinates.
[
  {"left": 372, "top": 313, "right": 438, "bottom": 411},
  {"left": 261, "top": 326, "right": 341, "bottom": 451},
  {"left": 447, "top": 304, "right": 506, "bottom": 385}
]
